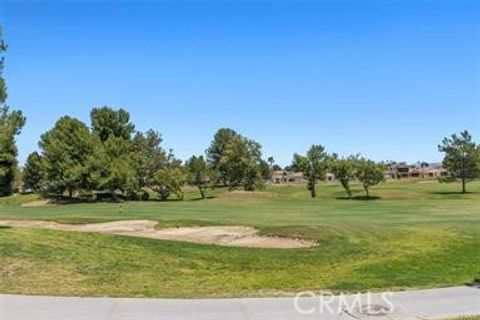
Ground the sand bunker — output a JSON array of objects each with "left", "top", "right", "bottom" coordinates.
[{"left": 0, "top": 220, "right": 315, "bottom": 249}]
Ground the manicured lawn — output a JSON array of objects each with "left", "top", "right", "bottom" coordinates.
[{"left": 0, "top": 180, "right": 479, "bottom": 297}]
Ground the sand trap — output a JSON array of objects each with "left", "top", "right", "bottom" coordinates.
[{"left": 0, "top": 220, "right": 315, "bottom": 249}]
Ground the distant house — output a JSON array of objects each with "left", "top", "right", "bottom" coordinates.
[
  {"left": 271, "top": 170, "right": 335, "bottom": 184},
  {"left": 272, "top": 170, "right": 305, "bottom": 184},
  {"left": 385, "top": 162, "right": 447, "bottom": 179},
  {"left": 386, "top": 162, "right": 412, "bottom": 179},
  {"left": 421, "top": 163, "right": 448, "bottom": 178},
  {"left": 326, "top": 172, "right": 335, "bottom": 182}
]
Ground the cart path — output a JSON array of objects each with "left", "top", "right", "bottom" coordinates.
[{"left": 1, "top": 286, "right": 479, "bottom": 320}]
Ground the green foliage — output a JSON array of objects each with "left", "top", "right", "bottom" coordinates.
[
  {"left": 23, "top": 106, "right": 179, "bottom": 200},
  {"left": 331, "top": 155, "right": 359, "bottom": 198},
  {"left": 153, "top": 166, "right": 185, "bottom": 201},
  {"left": 87, "top": 107, "right": 141, "bottom": 198},
  {"left": 185, "top": 155, "right": 214, "bottom": 199},
  {"left": 141, "top": 190, "right": 150, "bottom": 201},
  {"left": 258, "top": 159, "right": 272, "bottom": 181},
  {"left": 206, "top": 128, "right": 238, "bottom": 185},
  {"left": 438, "top": 130, "right": 480, "bottom": 193},
  {"left": 292, "top": 145, "right": 328, "bottom": 198},
  {"left": 132, "top": 130, "right": 167, "bottom": 188},
  {"left": 0, "top": 28, "right": 6, "bottom": 104},
  {"left": 207, "top": 128, "right": 265, "bottom": 191},
  {"left": 125, "top": 188, "right": 140, "bottom": 201},
  {"left": 23, "top": 152, "right": 44, "bottom": 191},
  {"left": 355, "top": 157, "right": 385, "bottom": 198},
  {"left": 0, "top": 32, "right": 26, "bottom": 196},
  {"left": 221, "top": 135, "right": 264, "bottom": 190},
  {"left": 87, "top": 136, "right": 136, "bottom": 197},
  {"left": 90, "top": 106, "right": 135, "bottom": 142},
  {"left": 39, "top": 116, "right": 93, "bottom": 197}
]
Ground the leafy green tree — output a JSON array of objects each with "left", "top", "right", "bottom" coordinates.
[
  {"left": 132, "top": 130, "right": 167, "bottom": 188},
  {"left": 355, "top": 158, "right": 385, "bottom": 198},
  {"left": 90, "top": 106, "right": 134, "bottom": 142},
  {"left": 39, "top": 116, "right": 93, "bottom": 198},
  {"left": 438, "top": 130, "right": 480, "bottom": 193},
  {"left": 258, "top": 159, "right": 272, "bottom": 181},
  {"left": 206, "top": 128, "right": 240, "bottom": 185},
  {"left": 206, "top": 128, "right": 265, "bottom": 190},
  {"left": 0, "top": 31, "right": 26, "bottom": 196},
  {"left": 23, "top": 151, "right": 45, "bottom": 192},
  {"left": 331, "top": 155, "right": 358, "bottom": 198},
  {"left": 219, "top": 135, "right": 264, "bottom": 190},
  {"left": 153, "top": 166, "right": 185, "bottom": 201},
  {"left": 185, "top": 155, "right": 214, "bottom": 199},
  {"left": 292, "top": 145, "right": 328, "bottom": 198}
]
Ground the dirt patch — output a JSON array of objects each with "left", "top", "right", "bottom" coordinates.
[
  {"left": 0, "top": 220, "right": 315, "bottom": 249},
  {"left": 21, "top": 200, "right": 53, "bottom": 207}
]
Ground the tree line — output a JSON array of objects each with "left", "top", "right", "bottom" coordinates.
[
  {"left": 1, "top": 31, "right": 480, "bottom": 200},
  {"left": 14, "top": 109, "right": 480, "bottom": 200},
  {"left": 20, "top": 109, "right": 274, "bottom": 200}
]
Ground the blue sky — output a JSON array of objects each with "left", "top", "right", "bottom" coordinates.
[{"left": 1, "top": 1, "right": 479, "bottom": 166}]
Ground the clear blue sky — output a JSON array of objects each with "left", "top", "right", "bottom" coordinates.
[{"left": 1, "top": 1, "right": 479, "bottom": 166}]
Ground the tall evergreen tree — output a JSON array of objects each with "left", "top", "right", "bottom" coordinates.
[
  {"left": 90, "top": 106, "right": 134, "bottom": 142},
  {"left": 206, "top": 128, "right": 239, "bottom": 185},
  {"left": 23, "top": 151, "right": 45, "bottom": 192},
  {"left": 39, "top": 116, "right": 93, "bottom": 197},
  {"left": 0, "top": 29, "right": 26, "bottom": 196},
  {"left": 88, "top": 107, "right": 137, "bottom": 197},
  {"left": 132, "top": 130, "right": 167, "bottom": 188}
]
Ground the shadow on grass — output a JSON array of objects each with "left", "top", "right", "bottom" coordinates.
[
  {"left": 336, "top": 195, "right": 381, "bottom": 201},
  {"left": 429, "top": 191, "right": 478, "bottom": 195},
  {"left": 0, "top": 225, "right": 12, "bottom": 229},
  {"left": 187, "top": 196, "right": 217, "bottom": 202}
]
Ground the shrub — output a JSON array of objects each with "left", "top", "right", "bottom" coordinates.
[{"left": 141, "top": 191, "right": 150, "bottom": 201}]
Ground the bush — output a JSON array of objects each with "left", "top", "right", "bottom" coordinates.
[
  {"left": 126, "top": 189, "right": 140, "bottom": 201},
  {"left": 141, "top": 191, "right": 150, "bottom": 201}
]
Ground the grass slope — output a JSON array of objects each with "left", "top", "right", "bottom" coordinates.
[{"left": 0, "top": 180, "right": 479, "bottom": 298}]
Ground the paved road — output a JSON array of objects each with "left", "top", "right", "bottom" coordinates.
[{"left": 1, "top": 286, "right": 479, "bottom": 320}]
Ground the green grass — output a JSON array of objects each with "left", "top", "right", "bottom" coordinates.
[{"left": 0, "top": 180, "right": 479, "bottom": 298}]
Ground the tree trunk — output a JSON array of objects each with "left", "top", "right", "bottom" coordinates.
[
  {"left": 199, "top": 187, "right": 205, "bottom": 199},
  {"left": 111, "top": 189, "right": 118, "bottom": 201},
  {"left": 461, "top": 155, "right": 466, "bottom": 193}
]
